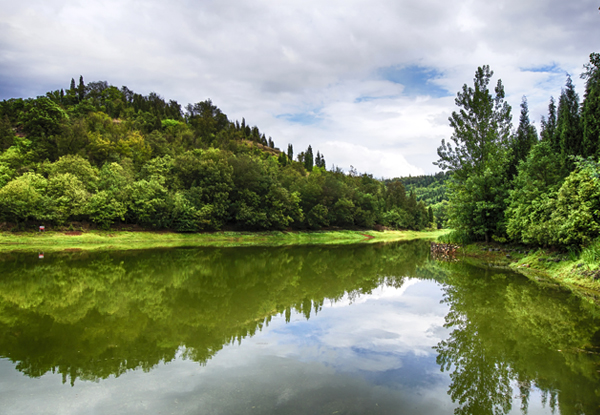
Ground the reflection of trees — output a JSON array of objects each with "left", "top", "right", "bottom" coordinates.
[
  {"left": 433, "top": 261, "right": 600, "bottom": 415},
  {"left": 0, "top": 240, "right": 430, "bottom": 385}
]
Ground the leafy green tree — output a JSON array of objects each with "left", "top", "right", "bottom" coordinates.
[
  {"left": 126, "top": 178, "right": 171, "bottom": 228},
  {"left": 505, "top": 140, "right": 564, "bottom": 244},
  {"left": 435, "top": 65, "right": 512, "bottom": 242},
  {"left": 0, "top": 163, "right": 15, "bottom": 188},
  {"left": 0, "top": 173, "right": 50, "bottom": 223},
  {"left": 186, "top": 100, "right": 228, "bottom": 147},
  {"left": 19, "top": 97, "right": 69, "bottom": 161},
  {"left": 86, "top": 190, "right": 127, "bottom": 229},
  {"left": 47, "top": 154, "right": 100, "bottom": 192},
  {"left": 581, "top": 52, "right": 600, "bottom": 158},
  {"left": 0, "top": 115, "right": 16, "bottom": 151},
  {"left": 306, "top": 204, "right": 329, "bottom": 229},
  {"left": 550, "top": 158, "right": 600, "bottom": 246},
  {"left": 46, "top": 173, "right": 90, "bottom": 224}
]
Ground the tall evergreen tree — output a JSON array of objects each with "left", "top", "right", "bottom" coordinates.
[
  {"left": 77, "top": 76, "right": 85, "bottom": 102},
  {"left": 69, "top": 78, "right": 76, "bottom": 91},
  {"left": 287, "top": 144, "right": 293, "bottom": 161},
  {"left": 540, "top": 96, "right": 557, "bottom": 145},
  {"left": 304, "top": 145, "right": 314, "bottom": 171},
  {"left": 508, "top": 96, "right": 538, "bottom": 180},
  {"left": 556, "top": 75, "right": 583, "bottom": 172},
  {"left": 581, "top": 52, "right": 600, "bottom": 158}
]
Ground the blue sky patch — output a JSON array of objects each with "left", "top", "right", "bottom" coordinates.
[
  {"left": 522, "top": 63, "right": 563, "bottom": 73},
  {"left": 276, "top": 110, "right": 322, "bottom": 125},
  {"left": 376, "top": 65, "right": 450, "bottom": 98}
]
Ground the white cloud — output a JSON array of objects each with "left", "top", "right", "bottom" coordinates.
[{"left": 1, "top": 0, "right": 598, "bottom": 175}]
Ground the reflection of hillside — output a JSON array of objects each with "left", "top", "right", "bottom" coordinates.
[
  {"left": 433, "top": 261, "right": 600, "bottom": 415},
  {"left": 0, "top": 241, "right": 430, "bottom": 385}
]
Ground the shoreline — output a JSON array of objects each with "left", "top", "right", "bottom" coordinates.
[
  {"left": 457, "top": 243, "right": 600, "bottom": 305},
  {"left": 0, "top": 229, "right": 449, "bottom": 253}
]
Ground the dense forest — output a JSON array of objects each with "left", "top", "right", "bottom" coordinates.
[
  {"left": 437, "top": 52, "right": 600, "bottom": 250},
  {"left": 0, "top": 77, "right": 432, "bottom": 231},
  {"left": 397, "top": 171, "right": 450, "bottom": 227}
]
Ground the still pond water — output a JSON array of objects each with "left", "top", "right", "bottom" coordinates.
[{"left": 0, "top": 241, "right": 599, "bottom": 415}]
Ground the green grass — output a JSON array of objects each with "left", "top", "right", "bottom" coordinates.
[
  {"left": 0, "top": 228, "right": 450, "bottom": 253},
  {"left": 454, "top": 240, "right": 600, "bottom": 302}
]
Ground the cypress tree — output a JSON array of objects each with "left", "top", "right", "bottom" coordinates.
[
  {"left": 556, "top": 75, "right": 583, "bottom": 172},
  {"left": 581, "top": 52, "right": 600, "bottom": 158},
  {"left": 287, "top": 144, "right": 293, "bottom": 161},
  {"left": 540, "top": 96, "right": 557, "bottom": 146},
  {"left": 509, "top": 96, "right": 538, "bottom": 180},
  {"left": 77, "top": 75, "right": 85, "bottom": 102},
  {"left": 304, "top": 145, "right": 314, "bottom": 171}
]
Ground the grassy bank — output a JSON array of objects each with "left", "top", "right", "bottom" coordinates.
[
  {"left": 456, "top": 242, "right": 600, "bottom": 302},
  {"left": 0, "top": 229, "right": 449, "bottom": 253}
]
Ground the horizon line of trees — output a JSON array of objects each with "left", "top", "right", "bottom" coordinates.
[{"left": 0, "top": 77, "right": 433, "bottom": 231}]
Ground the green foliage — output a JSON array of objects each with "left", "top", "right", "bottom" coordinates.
[
  {"left": 46, "top": 173, "right": 90, "bottom": 224},
  {"left": 551, "top": 159, "right": 600, "bottom": 246},
  {"left": 581, "top": 52, "right": 600, "bottom": 158},
  {"left": 0, "top": 172, "right": 50, "bottom": 223},
  {"left": 556, "top": 75, "right": 583, "bottom": 173},
  {"left": 507, "top": 155, "right": 600, "bottom": 247},
  {"left": 47, "top": 154, "right": 100, "bottom": 192},
  {"left": 436, "top": 65, "right": 512, "bottom": 242},
  {"left": 86, "top": 190, "right": 127, "bottom": 229},
  {"left": 0, "top": 77, "right": 434, "bottom": 232}
]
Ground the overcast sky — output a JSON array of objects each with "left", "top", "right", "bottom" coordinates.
[{"left": 1, "top": 0, "right": 599, "bottom": 177}]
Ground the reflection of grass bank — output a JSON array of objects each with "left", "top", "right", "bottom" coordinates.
[
  {"left": 0, "top": 229, "right": 449, "bottom": 253},
  {"left": 457, "top": 242, "right": 600, "bottom": 302}
]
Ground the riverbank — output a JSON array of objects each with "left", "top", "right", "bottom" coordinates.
[
  {"left": 457, "top": 242, "right": 600, "bottom": 304},
  {"left": 0, "top": 229, "right": 449, "bottom": 253}
]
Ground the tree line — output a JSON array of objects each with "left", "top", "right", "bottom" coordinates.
[
  {"left": 436, "top": 52, "right": 600, "bottom": 248},
  {"left": 0, "top": 78, "right": 432, "bottom": 231}
]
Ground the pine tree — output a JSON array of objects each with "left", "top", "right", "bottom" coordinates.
[
  {"left": 540, "top": 96, "right": 557, "bottom": 146},
  {"left": 70, "top": 78, "right": 76, "bottom": 91},
  {"left": 287, "top": 144, "right": 293, "bottom": 161},
  {"left": 508, "top": 96, "right": 538, "bottom": 180},
  {"left": 304, "top": 145, "right": 314, "bottom": 171},
  {"left": 556, "top": 75, "right": 583, "bottom": 172},
  {"left": 77, "top": 75, "right": 85, "bottom": 102},
  {"left": 581, "top": 52, "right": 600, "bottom": 158}
]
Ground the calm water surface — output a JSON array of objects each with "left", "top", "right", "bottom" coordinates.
[{"left": 0, "top": 241, "right": 598, "bottom": 414}]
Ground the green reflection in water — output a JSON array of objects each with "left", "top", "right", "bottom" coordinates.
[
  {"left": 0, "top": 241, "right": 428, "bottom": 385},
  {"left": 0, "top": 241, "right": 599, "bottom": 415},
  {"left": 434, "top": 262, "right": 600, "bottom": 415}
]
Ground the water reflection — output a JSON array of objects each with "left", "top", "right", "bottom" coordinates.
[
  {"left": 0, "top": 242, "right": 428, "bottom": 385},
  {"left": 0, "top": 242, "right": 599, "bottom": 414},
  {"left": 434, "top": 262, "right": 600, "bottom": 415}
]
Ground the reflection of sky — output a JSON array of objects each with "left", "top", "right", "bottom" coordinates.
[{"left": 0, "top": 279, "right": 554, "bottom": 414}]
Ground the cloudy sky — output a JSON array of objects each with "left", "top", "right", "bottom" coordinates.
[{"left": 1, "top": 0, "right": 599, "bottom": 177}]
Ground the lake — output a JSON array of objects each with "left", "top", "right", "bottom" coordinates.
[{"left": 0, "top": 240, "right": 598, "bottom": 414}]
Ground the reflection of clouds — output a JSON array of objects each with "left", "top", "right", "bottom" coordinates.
[
  {"left": 0, "top": 279, "right": 453, "bottom": 415},
  {"left": 271, "top": 279, "right": 450, "bottom": 372}
]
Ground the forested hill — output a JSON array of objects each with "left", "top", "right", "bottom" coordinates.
[
  {"left": 389, "top": 171, "right": 450, "bottom": 228},
  {"left": 0, "top": 78, "right": 433, "bottom": 231}
]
